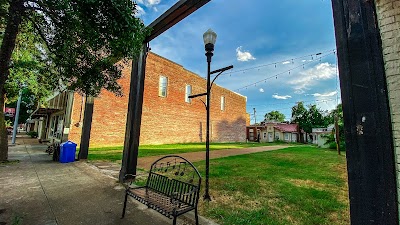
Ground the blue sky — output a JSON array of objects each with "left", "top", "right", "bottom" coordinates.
[{"left": 135, "top": 0, "right": 340, "bottom": 123}]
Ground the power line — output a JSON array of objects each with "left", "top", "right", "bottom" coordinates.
[{"left": 235, "top": 51, "right": 336, "bottom": 92}]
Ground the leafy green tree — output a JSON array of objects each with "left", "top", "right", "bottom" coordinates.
[
  {"left": 5, "top": 22, "right": 57, "bottom": 102},
  {"left": 292, "top": 102, "right": 333, "bottom": 142},
  {"left": 291, "top": 101, "right": 311, "bottom": 133},
  {"left": 308, "top": 105, "right": 325, "bottom": 128},
  {"left": 6, "top": 89, "right": 38, "bottom": 125},
  {"left": 264, "top": 110, "right": 285, "bottom": 122},
  {"left": 0, "top": 0, "right": 149, "bottom": 161}
]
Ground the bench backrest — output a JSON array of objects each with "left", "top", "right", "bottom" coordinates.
[{"left": 147, "top": 155, "right": 201, "bottom": 207}]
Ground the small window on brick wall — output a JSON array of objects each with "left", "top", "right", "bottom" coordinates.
[
  {"left": 185, "top": 84, "right": 192, "bottom": 103},
  {"left": 159, "top": 76, "right": 168, "bottom": 97},
  {"left": 221, "top": 96, "right": 225, "bottom": 111}
]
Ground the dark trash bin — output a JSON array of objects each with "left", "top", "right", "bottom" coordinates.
[
  {"left": 60, "top": 141, "right": 77, "bottom": 163},
  {"left": 52, "top": 143, "right": 60, "bottom": 162}
]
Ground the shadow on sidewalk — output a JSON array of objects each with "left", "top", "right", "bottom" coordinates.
[{"left": 0, "top": 140, "right": 177, "bottom": 225}]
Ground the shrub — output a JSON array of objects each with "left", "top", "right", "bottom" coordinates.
[{"left": 27, "top": 131, "right": 38, "bottom": 138}]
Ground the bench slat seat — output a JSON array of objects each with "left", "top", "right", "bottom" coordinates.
[
  {"left": 127, "top": 187, "right": 194, "bottom": 218},
  {"left": 121, "top": 155, "right": 201, "bottom": 225}
]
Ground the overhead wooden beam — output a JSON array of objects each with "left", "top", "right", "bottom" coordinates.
[
  {"left": 145, "top": 0, "right": 211, "bottom": 42},
  {"left": 120, "top": 0, "right": 212, "bottom": 182}
]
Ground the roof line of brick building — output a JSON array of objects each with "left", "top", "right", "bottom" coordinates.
[{"left": 149, "top": 51, "right": 247, "bottom": 101}]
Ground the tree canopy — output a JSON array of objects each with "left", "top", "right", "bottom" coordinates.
[
  {"left": 5, "top": 22, "right": 57, "bottom": 102},
  {"left": 291, "top": 102, "right": 332, "bottom": 134},
  {"left": 0, "top": 0, "right": 149, "bottom": 161},
  {"left": 264, "top": 110, "right": 285, "bottom": 122}
]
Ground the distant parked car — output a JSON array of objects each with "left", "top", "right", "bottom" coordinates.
[{"left": 6, "top": 126, "right": 13, "bottom": 135}]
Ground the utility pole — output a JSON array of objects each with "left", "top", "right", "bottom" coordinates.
[
  {"left": 253, "top": 108, "right": 256, "bottom": 124},
  {"left": 334, "top": 115, "right": 341, "bottom": 155}
]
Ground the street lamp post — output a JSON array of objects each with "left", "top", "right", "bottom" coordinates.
[
  {"left": 203, "top": 29, "right": 216, "bottom": 201},
  {"left": 189, "top": 29, "right": 232, "bottom": 201}
]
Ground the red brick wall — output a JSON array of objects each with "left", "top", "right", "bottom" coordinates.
[
  {"left": 68, "top": 53, "right": 247, "bottom": 147},
  {"left": 68, "top": 93, "right": 85, "bottom": 143}
]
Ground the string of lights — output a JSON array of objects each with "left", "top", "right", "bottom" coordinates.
[
  {"left": 210, "top": 49, "right": 336, "bottom": 79},
  {"left": 234, "top": 51, "right": 336, "bottom": 92}
]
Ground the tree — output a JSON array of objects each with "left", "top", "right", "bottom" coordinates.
[
  {"left": 5, "top": 22, "right": 58, "bottom": 102},
  {"left": 6, "top": 89, "right": 38, "bottom": 125},
  {"left": 292, "top": 102, "right": 310, "bottom": 142},
  {"left": 308, "top": 105, "right": 325, "bottom": 128},
  {"left": 291, "top": 102, "right": 332, "bottom": 142},
  {"left": 0, "top": 0, "right": 149, "bottom": 161},
  {"left": 264, "top": 110, "right": 285, "bottom": 122}
]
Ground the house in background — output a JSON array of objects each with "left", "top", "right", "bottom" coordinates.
[
  {"left": 30, "top": 52, "right": 248, "bottom": 146},
  {"left": 310, "top": 126, "right": 334, "bottom": 148},
  {"left": 270, "top": 123, "right": 299, "bottom": 142},
  {"left": 246, "top": 122, "right": 299, "bottom": 143},
  {"left": 246, "top": 125, "right": 263, "bottom": 142}
]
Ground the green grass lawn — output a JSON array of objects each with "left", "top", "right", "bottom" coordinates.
[
  {"left": 86, "top": 142, "right": 290, "bottom": 161},
  {"left": 194, "top": 146, "right": 349, "bottom": 225}
]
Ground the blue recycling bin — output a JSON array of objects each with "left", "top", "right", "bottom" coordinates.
[{"left": 60, "top": 141, "right": 77, "bottom": 163}]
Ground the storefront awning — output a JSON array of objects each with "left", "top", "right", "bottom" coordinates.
[{"left": 30, "top": 107, "right": 62, "bottom": 118}]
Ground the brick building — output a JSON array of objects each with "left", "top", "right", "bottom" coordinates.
[
  {"left": 375, "top": 0, "right": 400, "bottom": 215},
  {"left": 31, "top": 52, "right": 247, "bottom": 147}
]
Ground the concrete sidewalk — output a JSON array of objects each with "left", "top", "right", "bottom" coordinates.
[
  {"left": 137, "top": 145, "right": 291, "bottom": 170},
  {"left": 0, "top": 137, "right": 179, "bottom": 225}
]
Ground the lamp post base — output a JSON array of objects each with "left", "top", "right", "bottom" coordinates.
[{"left": 203, "top": 194, "right": 211, "bottom": 201}]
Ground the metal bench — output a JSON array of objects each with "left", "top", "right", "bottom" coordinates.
[{"left": 121, "top": 155, "right": 202, "bottom": 225}]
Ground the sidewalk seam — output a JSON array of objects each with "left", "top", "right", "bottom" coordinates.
[{"left": 25, "top": 144, "right": 59, "bottom": 225}]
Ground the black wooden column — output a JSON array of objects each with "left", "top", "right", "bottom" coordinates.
[
  {"left": 78, "top": 96, "right": 94, "bottom": 160},
  {"left": 119, "top": 44, "right": 147, "bottom": 182},
  {"left": 118, "top": 0, "right": 212, "bottom": 182},
  {"left": 332, "top": 0, "right": 398, "bottom": 224}
]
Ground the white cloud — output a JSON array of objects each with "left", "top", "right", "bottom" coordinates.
[
  {"left": 136, "top": 0, "right": 160, "bottom": 6},
  {"left": 135, "top": 0, "right": 161, "bottom": 13},
  {"left": 147, "top": 0, "right": 161, "bottom": 5},
  {"left": 282, "top": 61, "right": 291, "bottom": 65},
  {"left": 289, "top": 62, "right": 337, "bottom": 94},
  {"left": 272, "top": 94, "right": 292, "bottom": 100},
  {"left": 259, "top": 88, "right": 264, "bottom": 93},
  {"left": 135, "top": 5, "right": 146, "bottom": 16},
  {"left": 311, "top": 91, "right": 337, "bottom": 97},
  {"left": 236, "top": 46, "right": 256, "bottom": 62}
]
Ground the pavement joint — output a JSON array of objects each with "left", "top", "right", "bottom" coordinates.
[{"left": 24, "top": 144, "right": 59, "bottom": 225}]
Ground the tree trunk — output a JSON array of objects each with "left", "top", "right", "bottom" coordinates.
[{"left": 0, "top": 0, "right": 24, "bottom": 161}]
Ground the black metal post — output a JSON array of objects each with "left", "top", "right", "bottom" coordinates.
[
  {"left": 78, "top": 96, "right": 94, "bottom": 160},
  {"left": 119, "top": 44, "right": 148, "bottom": 182},
  {"left": 204, "top": 43, "right": 213, "bottom": 201}
]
